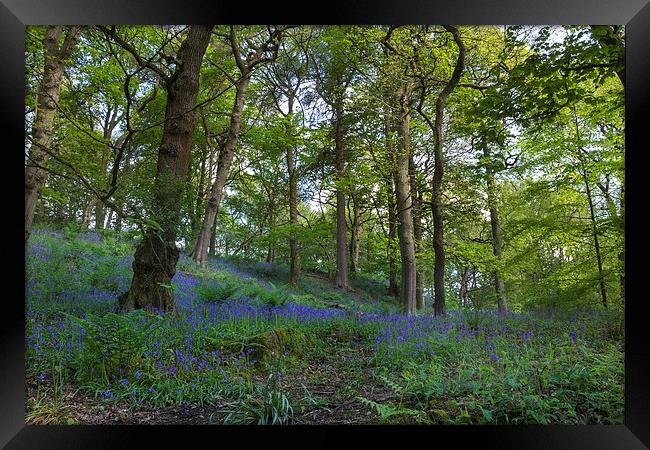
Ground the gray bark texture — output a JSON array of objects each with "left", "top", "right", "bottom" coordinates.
[{"left": 394, "top": 80, "right": 417, "bottom": 315}]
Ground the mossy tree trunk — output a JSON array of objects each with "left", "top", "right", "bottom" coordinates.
[{"left": 120, "top": 25, "right": 212, "bottom": 311}]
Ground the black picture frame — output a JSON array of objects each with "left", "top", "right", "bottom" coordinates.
[{"left": 3, "top": 0, "right": 649, "bottom": 448}]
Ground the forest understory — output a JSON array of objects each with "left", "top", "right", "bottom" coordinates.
[{"left": 25, "top": 229, "right": 624, "bottom": 425}]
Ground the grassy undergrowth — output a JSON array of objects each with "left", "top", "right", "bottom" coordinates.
[{"left": 25, "top": 227, "right": 624, "bottom": 425}]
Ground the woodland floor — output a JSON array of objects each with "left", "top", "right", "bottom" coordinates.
[
  {"left": 25, "top": 231, "right": 625, "bottom": 426},
  {"left": 26, "top": 345, "right": 391, "bottom": 425}
]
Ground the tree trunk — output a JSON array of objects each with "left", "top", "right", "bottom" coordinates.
[
  {"left": 81, "top": 198, "right": 96, "bottom": 229},
  {"left": 384, "top": 101, "right": 399, "bottom": 298},
  {"left": 120, "top": 25, "right": 212, "bottom": 311},
  {"left": 349, "top": 197, "right": 361, "bottom": 273},
  {"left": 582, "top": 165, "right": 608, "bottom": 308},
  {"left": 38, "top": 197, "right": 46, "bottom": 223},
  {"left": 104, "top": 209, "right": 114, "bottom": 229},
  {"left": 95, "top": 203, "right": 106, "bottom": 230},
  {"left": 619, "top": 182, "right": 625, "bottom": 304},
  {"left": 571, "top": 108, "right": 608, "bottom": 309},
  {"left": 596, "top": 174, "right": 624, "bottom": 304},
  {"left": 482, "top": 145, "right": 507, "bottom": 314},
  {"left": 266, "top": 196, "right": 276, "bottom": 263},
  {"left": 410, "top": 156, "right": 424, "bottom": 309},
  {"left": 25, "top": 26, "right": 82, "bottom": 242},
  {"left": 94, "top": 108, "right": 119, "bottom": 231},
  {"left": 209, "top": 223, "right": 217, "bottom": 256},
  {"left": 431, "top": 25, "right": 465, "bottom": 317},
  {"left": 394, "top": 80, "right": 417, "bottom": 316},
  {"left": 193, "top": 75, "right": 251, "bottom": 264},
  {"left": 335, "top": 103, "right": 349, "bottom": 288},
  {"left": 188, "top": 120, "right": 209, "bottom": 254},
  {"left": 460, "top": 266, "right": 469, "bottom": 307},
  {"left": 387, "top": 195, "right": 399, "bottom": 297},
  {"left": 287, "top": 127, "right": 300, "bottom": 287},
  {"left": 114, "top": 142, "right": 135, "bottom": 232}
]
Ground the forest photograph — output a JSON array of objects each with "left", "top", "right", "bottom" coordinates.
[{"left": 24, "top": 24, "right": 625, "bottom": 425}]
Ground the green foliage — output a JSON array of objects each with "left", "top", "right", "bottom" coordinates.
[
  {"left": 73, "top": 311, "right": 154, "bottom": 383},
  {"left": 223, "top": 373, "right": 294, "bottom": 425},
  {"left": 244, "top": 282, "right": 289, "bottom": 307},
  {"left": 26, "top": 394, "right": 78, "bottom": 425},
  {"left": 196, "top": 280, "right": 239, "bottom": 304},
  {"left": 357, "top": 396, "right": 430, "bottom": 424}
]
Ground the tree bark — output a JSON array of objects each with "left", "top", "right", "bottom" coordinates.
[
  {"left": 335, "top": 103, "right": 349, "bottom": 288},
  {"left": 582, "top": 165, "right": 608, "bottom": 308},
  {"left": 349, "top": 196, "right": 361, "bottom": 273},
  {"left": 596, "top": 175, "right": 624, "bottom": 304},
  {"left": 187, "top": 112, "right": 210, "bottom": 254},
  {"left": 209, "top": 223, "right": 217, "bottom": 256},
  {"left": 265, "top": 195, "right": 276, "bottom": 263},
  {"left": 120, "top": 25, "right": 212, "bottom": 311},
  {"left": 459, "top": 266, "right": 469, "bottom": 307},
  {"left": 81, "top": 198, "right": 97, "bottom": 229},
  {"left": 383, "top": 100, "right": 399, "bottom": 298},
  {"left": 430, "top": 25, "right": 465, "bottom": 317},
  {"left": 387, "top": 193, "right": 399, "bottom": 298},
  {"left": 286, "top": 113, "right": 300, "bottom": 287},
  {"left": 482, "top": 145, "right": 508, "bottom": 314},
  {"left": 104, "top": 209, "right": 114, "bottom": 228},
  {"left": 571, "top": 108, "right": 608, "bottom": 309},
  {"left": 193, "top": 75, "right": 251, "bottom": 264},
  {"left": 25, "top": 26, "right": 82, "bottom": 242},
  {"left": 285, "top": 95, "right": 300, "bottom": 287},
  {"left": 394, "top": 80, "right": 417, "bottom": 316},
  {"left": 619, "top": 181, "right": 624, "bottom": 304},
  {"left": 409, "top": 156, "right": 424, "bottom": 309},
  {"left": 94, "top": 108, "right": 119, "bottom": 231}
]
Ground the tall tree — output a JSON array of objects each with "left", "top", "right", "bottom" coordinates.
[
  {"left": 118, "top": 25, "right": 213, "bottom": 311},
  {"left": 311, "top": 26, "right": 356, "bottom": 289},
  {"left": 263, "top": 27, "right": 311, "bottom": 286},
  {"left": 481, "top": 142, "right": 508, "bottom": 314},
  {"left": 414, "top": 25, "right": 466, "bottom": 316},
  {"left": 393, "top": 78, "right": 417, "bottom": 315},
  {"left": 25, "top": 26, "right": 82, "bottom": 242},
  {"left": 193, "top": 25, "right": 287, "bottom": 265},
  {"left": 380, "top": 27, "right": 418, "bottom": 315}
]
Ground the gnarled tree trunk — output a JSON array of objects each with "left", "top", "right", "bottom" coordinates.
[{"left": 119, "top": 25, "right": 212, "bottom": 311}]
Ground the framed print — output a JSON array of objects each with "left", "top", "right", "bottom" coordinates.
[{"left": 3, "top": 0, "right": 649, "bottom": 448}]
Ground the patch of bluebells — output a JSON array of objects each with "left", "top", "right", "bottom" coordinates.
[{"left": 27, "top": 229, "right": 619, "bottom": 407}]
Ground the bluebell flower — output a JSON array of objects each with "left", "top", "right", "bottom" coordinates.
[{"left": 569, "top": 331, "right": 577, "bottom": 344}]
